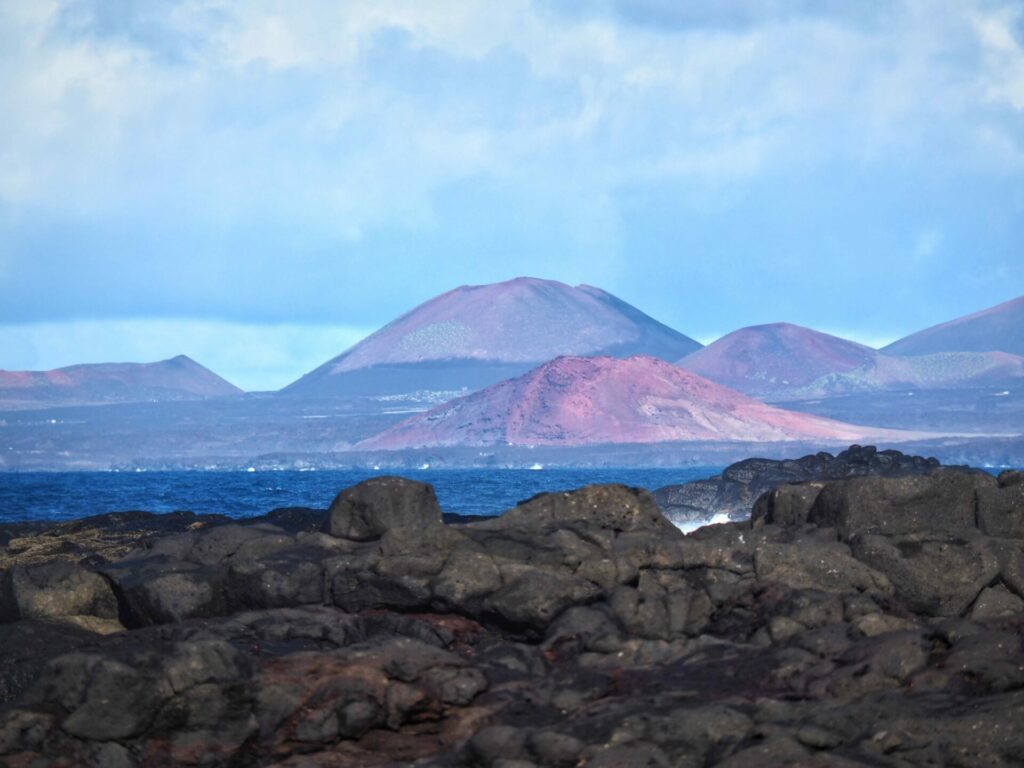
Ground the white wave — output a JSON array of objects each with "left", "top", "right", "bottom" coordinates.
[{"left": 674, "top": 512, "right": 733, "bottom": 534}]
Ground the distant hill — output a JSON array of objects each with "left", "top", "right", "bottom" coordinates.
[
  {"left": 678, "top": 323, "right": 878, "bottom": 398},
  {"left": 358, "top": 355, "right": 919, "bottom": 449},
  {"left": 678, "top": 321, "right": 1024, "bottom": 401},
  {"left": 883, "top": 295, "right": 1024, "bottom": 357},
  {"left": 283, "top": 277, "right": 701, "bottom": 397},
  {"left": 0, "top": 355, "right": 242, "bottom": 409},
  {"left": 794, "top": 351, "right": 1024, "bottom": 398}
]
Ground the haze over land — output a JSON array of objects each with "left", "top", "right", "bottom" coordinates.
[{"left": 0, "top": 279, "right": 1021, "bottom": 470}]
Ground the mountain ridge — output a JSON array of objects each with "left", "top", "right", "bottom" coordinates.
[
  {"left": 883, "top": 295, "right": 1024, "bottom": 357},
  {"left": 283, "top": 277, "right": 701, "bottom": 397},
  {"left": 0, "top": 355, "right": 241, "bottom": 409},
  {"left": 678, "top": 323, "right": 879, "bottom": 397},
  {"left": 678, "top": 321, "right": 1024, "bottom": 400}
]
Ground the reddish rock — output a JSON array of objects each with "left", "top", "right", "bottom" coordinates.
[{"left": 358, "top": 355, "right": 923, "bottom": 449}]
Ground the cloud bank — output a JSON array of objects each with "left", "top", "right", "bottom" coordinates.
[{"left": 1, "top": 0, "right": 1022, "bottom": 388}]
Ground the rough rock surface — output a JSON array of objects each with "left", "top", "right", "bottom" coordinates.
[
  {"left": 1, "top": 468, "right": 1023, "bottom": 767},
  {"left": 329, "top": 476, "right": 443, "bottom": 541},
  {"left": 654, "top": 444, "right": 955, "bottom": 528}
]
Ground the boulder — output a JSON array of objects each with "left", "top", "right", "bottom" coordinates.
[
  {"left": 103, "top": 559, "right": 227, "bottom": 626},
  {"left": 491, "top": 484, "right": 678, "bottom": 535},
  {"left": 751, "top": 482, "right": 826, "bottom": 528},
  {"left": 977, "top": 471, "right": 1024, "bottom": 538},
  {"left": 654, "top": 445, "right": 947, "bottom": 524},
  {"left": 328, "top": 476, "right": 442, "bottom": 541},
  {"left": 850, "top": 534, "right": 1000, "bottom": 616},
  {"left": 0, "top": 620, "right": 106, "bottom": 705},
  {"left": 970, "top": 584, "right": 1024, "bottom": 620},
  {"left": 808, "top": 470, "right": 988, "bottom": 540},
  {"left": 23, "top": 639, "right": 254, "bottom": 748},
  {"left": 484, "top": 569, "right": 603, "bottom": 634},
  {"left": 0, "top": 562, "right": 119, "bottom": 628},
  {"left": 224, "top": 548, "right": 328, "bottom": 610},
  {"left": 753, "top": 538, "right": 893, "bottom": 596},
  {"left": 431, "top": 549, "right": 503, "bottom": 608},
  {"left": 998, "top": 469, "right": 1024, "bottom": 487}
]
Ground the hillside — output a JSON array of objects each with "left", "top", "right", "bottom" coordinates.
[
  {"left": 359, "top": 355, "right": 920, "bottom": 449},
  {"left": 283, "top": 277, "right": 701, "bottom": 397}
]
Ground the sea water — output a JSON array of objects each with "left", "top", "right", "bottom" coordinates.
[{"left": 0, "top": 467, "right": 722, "bottom": 524}]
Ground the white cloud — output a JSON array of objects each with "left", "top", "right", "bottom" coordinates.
[
  {"left": 0, "top": 0, "right": 1021, "bottom": 345},
  {"left": 972, "top": 4, "right": 1024, "bottom": 110},
  {"left": 1, "top": 0, "right": 1016, "bottom": 222},
  {"left": 912, "top": 229, "right": 943, "bottom": 262},
  {"left": 0, "top": 319, "right": 372, "bottom": 391}
]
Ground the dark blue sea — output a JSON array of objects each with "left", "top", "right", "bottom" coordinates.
[{"left": 0, "top": 468, "right": 721, "bottom": 523}]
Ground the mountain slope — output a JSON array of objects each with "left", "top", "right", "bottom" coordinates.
[
  {"left": 678, "top": 323, "right": 878, "bottom": 398},
  {"left": 794, "top": 351, "right": 1024, "bottom": 397},
  {"left": 883, "top": 295, "right": 1024, "bottom": 357},
  {"left": 358, "top": 355, "right": 919, "bottom": 449},
  {"left": 0, "top": 355, "right": 242, "bottom": 409},
  {"left": 283, "top": 277, "right": 701, "bottom": 397}
]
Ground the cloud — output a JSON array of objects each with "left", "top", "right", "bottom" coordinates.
[
  {"left": 912, "top": 229, "right": 944, "bottom": 262},
  {"left": 543, "top": 0, "right": 892, "bottom": 31},
  {"left": 972, "top": 4, "right": 1024, "bottom": 109},
  {"left": 0, "top": 0, "right": 1021, "bottom": 352}
]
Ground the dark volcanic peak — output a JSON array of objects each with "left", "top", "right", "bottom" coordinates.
[
  {"left": 283, "top": 277, "right": 701, "bottom": 396},
  {"left": 678, "top": 322, "right": 878, "bottom": 397},
  {"left": 884, "top": 294, "right": 1024, "bottom": 357},
  {"left": 359, "top": 354, "right": 920, "bottom": 449},
  {"left": 0, "top": 355, "right": 242, "bottom": 409}
]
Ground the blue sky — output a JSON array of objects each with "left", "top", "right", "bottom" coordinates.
[{"left": 1, "top": 0, "right": 1022, "bottom": 390}]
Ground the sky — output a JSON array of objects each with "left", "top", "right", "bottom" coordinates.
[{"left": 1, "top": 0, "right": 1022, "bottom": 391}]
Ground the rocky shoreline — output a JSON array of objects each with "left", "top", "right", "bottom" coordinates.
[
  {"left": 652, "top": 444, "right": 957, "bottom": 528},
  {"left": 1, "top": 451, "right": 1023, "bottom": 766}
]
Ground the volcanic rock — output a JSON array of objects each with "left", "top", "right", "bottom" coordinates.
[
  {"left": 490, "top": 484, "right": 675, "bottom": 534},
  {"left": 328, "top": 476, "right": 443, "bottom": 541},
  {"left": 1, "top": 464, "right": 1023, "bottom": 766},
  {"left": 0, "top": 562, "right": 120, "bottom": 631},
  {"left": 655, "top": 444, "right": 948, "bottom": 528},
  {"left": 807, "top": 470, "right": 988, "bottom": 540}
]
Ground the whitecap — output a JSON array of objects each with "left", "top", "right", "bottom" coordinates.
[{"left": 674, "top": 512, "right": 733, "bottom": 534}]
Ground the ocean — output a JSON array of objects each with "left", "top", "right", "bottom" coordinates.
[{"left": 0, "top": 467, "right": 721, "bottom": 523}]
